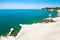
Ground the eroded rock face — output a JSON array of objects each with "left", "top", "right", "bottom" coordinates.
[
  {"left": 1, "top": 22, "right": 60, "bottom": 40},
  {"left": 16, "top": 22, "right": 60, "bottom": 40},
  {"left": 0, "top": 36, "right": 15, "bottom": 40},
  {"left": 1, "top": 20, "right": 60, "bottom": 40},
  {"left": 42, "top": 32, "right": 60, "bottom": 40},
  {"left": 0, "top": 22, "right": 60, "bottom": 40}
]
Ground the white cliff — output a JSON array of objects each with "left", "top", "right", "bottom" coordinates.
[{"left": 1, "top": 10, "right": 60, "bottom": 40}]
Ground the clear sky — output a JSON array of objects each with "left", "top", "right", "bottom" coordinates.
[{"left": 0, "top": 0, "right": 60, "bottom": 9}]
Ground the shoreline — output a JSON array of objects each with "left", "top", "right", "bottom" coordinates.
[{"left": 0, "top": 10, "right": 60, "bottom": 40}]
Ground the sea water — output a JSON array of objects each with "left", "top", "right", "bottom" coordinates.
[{"left": 0, "top": 9, "right": 57, "bottom": 36}]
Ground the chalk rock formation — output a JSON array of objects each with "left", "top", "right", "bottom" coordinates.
[{"left": 16, "top": 21, "right": 60, "bottom": 40}]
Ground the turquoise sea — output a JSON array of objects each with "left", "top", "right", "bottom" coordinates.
[{"left": 0, "top": 9, "right": 57, "bottom": 36}]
